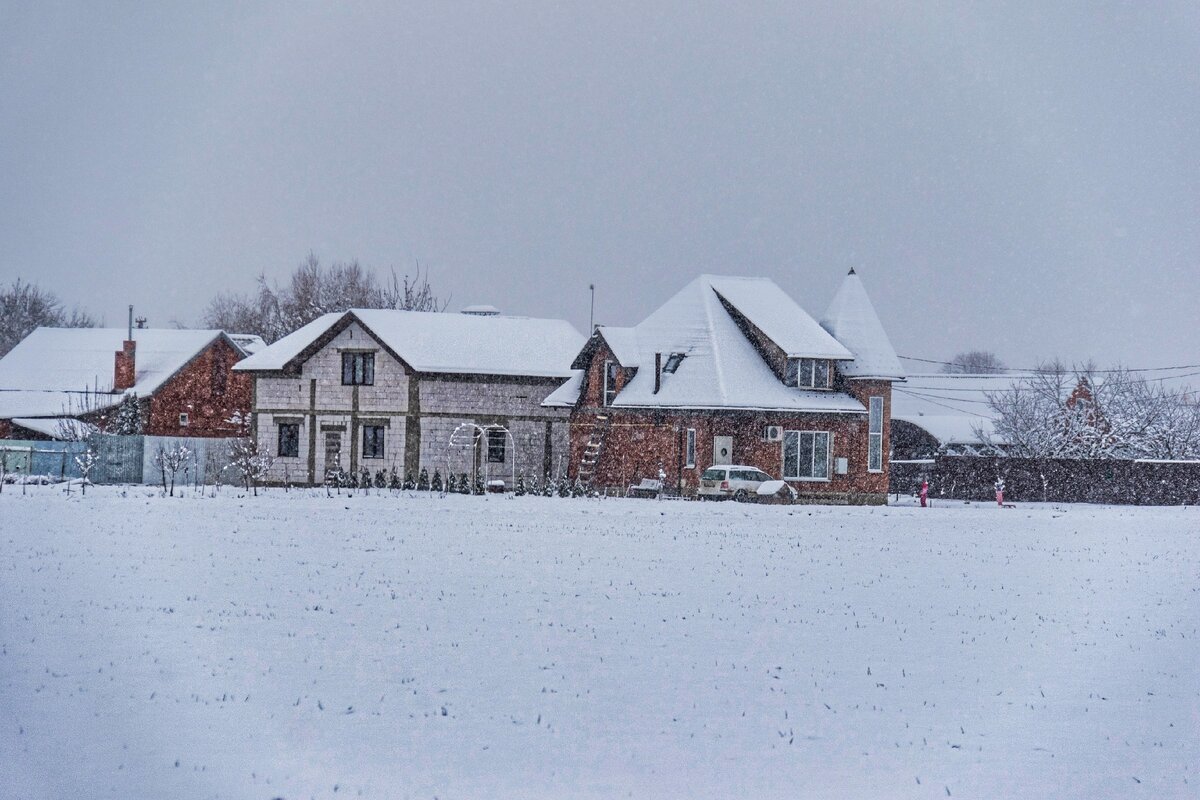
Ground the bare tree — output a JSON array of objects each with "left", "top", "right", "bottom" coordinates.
[
  {"left": 154, "top": 442, "right": 191, "bottom": 497},
  {"left": 0, "top": 279, "right": 96, "bottom": 357},
  {"left": 230, "top": 436, "right": 274, "bottom": 496},
  {"left": 380, "top": 263, "right": 448, "bottom": 313},
  {"left": 53, "top": 417, "right": 96, "bottom": 442},
  {"left": 942, "top": 350, "right": 1007, "bottom": 374},
  {"left": 74, "top": 448, "right": 98, "bottom": 495},
  {"left": 200, "top": 253, "right": 447, "bottom": 342}
]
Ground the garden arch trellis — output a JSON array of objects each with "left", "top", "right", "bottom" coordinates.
[{"left": 440, "top": 423, "right": 517, "bottom": 490}]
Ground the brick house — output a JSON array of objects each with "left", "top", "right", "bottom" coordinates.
[
  {"left": 545, "top": 271, "right": 905, "bottom": 503},
  {"left": 0, "top": 327, "right": 261, "bottom": 440},
  {"left": 232, "top": 308, "right": 584, "bottom": 486}
]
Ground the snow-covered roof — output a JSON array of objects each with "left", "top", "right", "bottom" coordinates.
[
  {"left": 819, "top": 269, "right": 905, "bottom": 380},
  {"left": 228, "top": 334, "right": 267, "bottom": 355},
  {"left": 10, "top": 417, "right": 98, "bottom": 440},
  {"left": 234, "top": 310, "right": 585, "bottom": 379},
  {"left": 593, "top": 275, "right": 865, "bottom": 413},
  {"left": 595, "top": 326, "right": 641, "bottom": 366},
  {"left": 890, "top": 373, "right": 1035, "bottom": 445},
  {"left": 543, "top": 370, "right": 584, "bottom": 407},
  {"left": 0, "top": 327, "right": 232, "bottom": 419},
  {"left": 708, "top": 276, "right": 852, "bottom": 359}
]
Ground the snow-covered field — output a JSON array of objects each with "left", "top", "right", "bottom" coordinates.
[{"left": 1, "top": 488, "right": 1196, "bottom": 799}]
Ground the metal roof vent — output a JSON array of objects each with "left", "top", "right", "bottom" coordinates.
[{"left": 460, "top": 304, "right": 501, "bottom": 317}]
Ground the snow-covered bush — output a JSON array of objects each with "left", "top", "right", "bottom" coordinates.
[
  {"left": 73, "top": 448, "right": 98, "bottom": 496},
  {"left": 230, "top": 437, "right": 273, "bottom": 496}
]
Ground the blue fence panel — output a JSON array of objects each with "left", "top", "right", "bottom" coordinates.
[{"left": 0, "top": 440, "right": 89, "bottom": 480}]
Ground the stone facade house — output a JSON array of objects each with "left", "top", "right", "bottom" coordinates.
[
  {"left": 232, "top": 309, "right": 584, "bottom": 486},
  {"left": 0, "top": 327, "right": 260, "bottom": 440},
  {"left": 545, "top": 271, "right": 905, "bottom": 503}
]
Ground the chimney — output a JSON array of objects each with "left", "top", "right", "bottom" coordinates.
[
  {"left": 114, "top": 305, "right": 136, "bottom": 391},
  {"left": 654, "top": 352, "right": 662, "bottom": 394},
  {"left": 114, "top": 340, "right": 136, "bottom": 391}
]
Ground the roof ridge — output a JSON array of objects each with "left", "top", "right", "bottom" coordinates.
[{"left": 701, "top": 283, "right": 728, "bottom": 404}]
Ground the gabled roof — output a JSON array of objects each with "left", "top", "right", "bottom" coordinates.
[
  {"left": 569, "top": 326, "right": 641, "bottom": 370},
  {"left": 0, "top": 327, "right": 234, "bottom": 419},
  {"left": 707, "top": 276, "right": 852, "bottom": 359},
  {"left": 234, "top": 310, "right": 585, "bottom": 379},
  {"left": 595, "top": 326, "right": 641, "bottom": 366},
  {"left": 588, "top": 275, "right": 865, "bottom": 413},
  {"left": 819, "top": 269, "right": 905, "bottom": 380}
]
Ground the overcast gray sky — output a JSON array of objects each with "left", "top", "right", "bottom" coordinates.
[{"left": 2, "top": 2, "right": 1197, "bottom": 370}]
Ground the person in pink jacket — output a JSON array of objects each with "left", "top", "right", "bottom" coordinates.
[{"left": 919, "top": 480, "right": 929, "bottom": 508}]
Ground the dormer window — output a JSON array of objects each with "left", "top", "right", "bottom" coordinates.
[
  {"left": 603, "top": 360, "right": 618, "bottom": 406},
  {"left": 786, "top": 358, "right": 832, "bottom": 389},
  {"left": 663, "top": 352, "right": 686, "bottom": 374}
]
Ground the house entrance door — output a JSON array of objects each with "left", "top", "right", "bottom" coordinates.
[{"left": 713, "top": 435, "right": 733, "bottom": 464}]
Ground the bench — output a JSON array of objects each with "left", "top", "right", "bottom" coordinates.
[{"left": 627, "top": 478, "right": 663, "bottom": 498}]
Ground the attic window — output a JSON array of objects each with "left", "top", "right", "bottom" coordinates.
[
  {"left": 787, "top": 358, "right": 832, "bottom": 389},
  {"left": 662, "top": 352, "right": 686, "bottom": 374}
]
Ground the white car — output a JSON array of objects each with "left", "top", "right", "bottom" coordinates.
[{"left": 698, "top": 465, "right": 777, "bottom": 501}]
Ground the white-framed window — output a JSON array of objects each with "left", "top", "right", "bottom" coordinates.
[
  {"left": 179, "top": 412, "right": 189, "bottom": 427},
  {"left": 782, "top": 430, "right": 831, "bottom": 480},
  {"left": 868, "top": 396, "right": 884, "bottom": 472},
  {"left": 603, "top": 360, "right": 618, "bottom": 406},
  {"left": 786, "top": 358, "right": 832, "bottom": 389},
  {"left": 685, "top": 428, "right": 696, "bottom": 468}
]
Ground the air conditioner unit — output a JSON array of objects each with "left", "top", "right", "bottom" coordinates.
[{"left": 763, "top": 425, "right": 783, "bottom": 442}]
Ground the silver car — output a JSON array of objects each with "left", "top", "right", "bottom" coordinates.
[{"left": 698, "top": 465, "right": 776, "bottom": 501}]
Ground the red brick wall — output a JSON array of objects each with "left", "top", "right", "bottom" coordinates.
[
  {"left": 579, "top": 339, "right": 636, "bottom": 408},
  {"left": 0, "top": 419, "right": 11, "bottom": 439},
  {"left": 842, "top": 379, "right": 893, "bottom": 495},
  {"left": 145, "top": 338, "right": 252, "bottom": 437},
  {"left": 572, "top": 408, "right": 887, "bottom": 497},
  {"left": 568, "top": 358, "right": 894, "bottom": 499}
]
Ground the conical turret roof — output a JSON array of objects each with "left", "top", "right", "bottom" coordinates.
[{"left": 819, "top": 269, "right": 905, "bottom": 380}]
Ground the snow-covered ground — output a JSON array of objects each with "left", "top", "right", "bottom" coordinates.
[{"left": 1, "top": 488, "right": 1196, "bottom": 799}]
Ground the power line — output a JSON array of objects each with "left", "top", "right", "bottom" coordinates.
[
  {"left": 894, "top": 388, "right": 994, "bottom": 407},
  {"left": 903, "top": 371, "right": 1200, "bottom": 391},
  {"left": 900, "top": 354, "right": 1200, "bottom": 375},
  {"left": 897, "top": 382, "right": 1199, "bottom": 406}
]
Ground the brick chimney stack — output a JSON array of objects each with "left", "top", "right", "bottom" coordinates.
[
  {"left": 114, "top": 340, "right": 136, "bottom": 391},
  {"left": 114, "top": 305, "right": 136, "bottom": 391}
]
